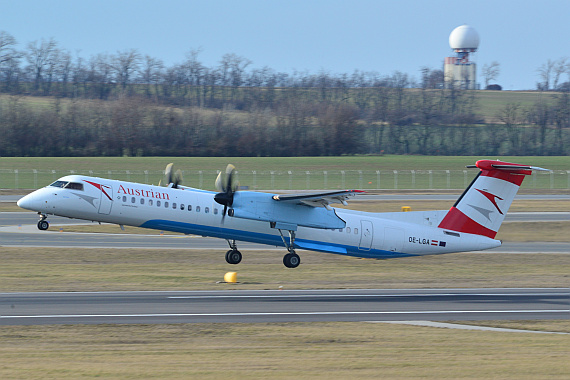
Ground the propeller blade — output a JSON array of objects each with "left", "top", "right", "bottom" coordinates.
[
  {"left": 173, "top": 169, "right": 183, "bottom": 188},
  {"left": 225, "top": 164, "right": 235, "bottom": 193},
  {"left": 164, "top": 163, "right": 174, "bottom": 186},
  {"left": 214, "top": 164, "right": 239, "bottom": 223},
  {"left": 215, "top": 171, "right": 224, "bottom": 192}
]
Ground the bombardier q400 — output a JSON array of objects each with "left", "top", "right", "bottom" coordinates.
[{"left": 17, "top": 160, "right": 547, "bottom": 268}]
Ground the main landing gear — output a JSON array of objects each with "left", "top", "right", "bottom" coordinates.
[
  {"left": 37, "top": 213, "right": 49, "bottom": 230},
  {"left": 225, "top": 240, "right": 242, "bottom": 264},
  {"left": 278, "top": 229, "right": 301, "bottom": 269},
  {"left": 224, "top": 233, "right": 301, "bottom": 268}
]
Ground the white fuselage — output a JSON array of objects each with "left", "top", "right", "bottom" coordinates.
[{"left": 17, "top": 175, "right": 501, "bottom": 259}]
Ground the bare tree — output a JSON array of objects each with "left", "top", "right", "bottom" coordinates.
[
  {"left": 482, "top": 61, "right": 500, "bottom": 88},
  {"left": 498, "top": 103, "right": 522, "bottom": 153},
  {"left": 420, "top": 67, "right": 444, "bottom": 89},
  {"left": 537, "top": 59, "right": 555, "bottom": 91},
  {"left": 0, "top": 31, "right": 21, "bottom": 91},
  {"left": 140, "top": 55, "right": 164, "bottom": 100},
  {"left": 552, "top": 57, "right": 568, "bottom": 90},
  {"left": 0, "top": 31, "right": 18, "bottom": 64},
  {"left": 183, "top": 48, "right": 205, "bottom": 106},
  {"left": 110, "top": 49, "right": 141, "bottom": 90},
  {"left": 25, "top": 38, "right": 58, "bottom": 91}
]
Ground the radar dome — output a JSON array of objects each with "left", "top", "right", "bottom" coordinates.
[{"left": 449, "top": 25, "right": 479, "bottom": 50}]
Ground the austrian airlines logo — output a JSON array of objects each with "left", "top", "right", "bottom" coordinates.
[
  {"left": 84, "top": 180, "right": 113, "bottom": 201},
  {"left": 475, "top": 189, "right": 504, "bottom": 215}
]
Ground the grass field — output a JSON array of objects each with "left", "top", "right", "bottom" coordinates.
[
  {"left": 0, "top": 90, "right": 562, "bottom": 124},
  {"left": 1, "top": 155, "right": 569, "bottom": 190},
  {"left": 0, "top": 322, "right": 568, "bottom": 379},
  {"left": 475, "top": 90, "right": 559, "bottom": 122},
  {"left": 2, "top": 155, "right": 568, "bottom": 172},
  {"left": 1, "top": 247, "right": 568, "bottom": 291}
]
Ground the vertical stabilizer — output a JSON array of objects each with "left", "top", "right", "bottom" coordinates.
[{"left": 438, "top": 160, "right": 547, "bottom": 238}]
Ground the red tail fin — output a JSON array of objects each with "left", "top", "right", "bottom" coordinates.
[{"left": 438, "top": 160, "right": 547, "bottom": 238}]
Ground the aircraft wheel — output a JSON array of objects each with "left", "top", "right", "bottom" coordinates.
[
  {"left": 225, "top": 249, "right": 242, "bottom": 265},
  {"left": 283, "top": 252, "right": 300, "bottom": 268},
  {"left": 37, "top": 220, "right": 49, "bottom": 230}
]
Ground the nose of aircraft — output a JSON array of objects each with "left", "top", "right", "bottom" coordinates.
[{"left": 17, "top": 193, "right": 38, "bottom": 211}]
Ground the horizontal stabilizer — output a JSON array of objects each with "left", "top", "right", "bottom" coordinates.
[{"left": 466, "top": 162, "right": 549, "bottom": 172}]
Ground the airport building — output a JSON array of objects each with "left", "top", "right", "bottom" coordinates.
[{"left": 444, "top": 25, "right": 479, "bottom": 89}]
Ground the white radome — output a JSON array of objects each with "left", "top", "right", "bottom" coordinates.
[{"left": 449, "top": 25, "right": 480, "bottom": 50}]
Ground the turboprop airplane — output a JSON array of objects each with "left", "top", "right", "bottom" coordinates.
[{"left": 17, "top": 160, "right": 547, "bottom": 268}]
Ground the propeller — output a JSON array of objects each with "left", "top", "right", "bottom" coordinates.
[
  {"left": 214, "top": 164, "right": 239, "bottom": 221},
  {"left": 164, "top": 163, "right": 183, "bottom": 188}
]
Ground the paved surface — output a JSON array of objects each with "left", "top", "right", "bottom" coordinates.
[{"left": 1, "top": 288, "right": 568, "bottom": 325}]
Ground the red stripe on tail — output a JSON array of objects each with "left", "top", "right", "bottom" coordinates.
[{"left": 438, "top": 207, "right": 497, "bottom": 238}]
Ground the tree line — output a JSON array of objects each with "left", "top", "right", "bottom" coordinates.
[{"left": 0, "top": 31, "right": 568, "bottom": 157}]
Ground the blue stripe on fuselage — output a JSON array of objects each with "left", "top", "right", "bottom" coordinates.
[{"left": 139, "top": 219, "right": 417, "bottom": 259}]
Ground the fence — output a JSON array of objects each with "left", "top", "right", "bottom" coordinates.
[{"left": 2, "top": 169, "right": 569, "bottom": 191}]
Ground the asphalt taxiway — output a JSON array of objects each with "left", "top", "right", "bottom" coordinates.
[{"left": 1, "top": 288, "right": 568, "bottom": 325}]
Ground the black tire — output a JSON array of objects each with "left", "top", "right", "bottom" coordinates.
[
  {"left": 37, "top": 220, "right": 49, "bottom": 231},
  {"left": 225, "top": 249, "right": 242, "bottom": 265},
  {"left": 283, "top": 252, "right": 300, "bottom": 268}
]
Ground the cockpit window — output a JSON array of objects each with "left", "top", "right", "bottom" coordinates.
[
  {"left": 64, "top": 182, "right": 84, "bottom": 191},
  {"left": 49, "top": 180, "right": 68, "bottom": 188}
]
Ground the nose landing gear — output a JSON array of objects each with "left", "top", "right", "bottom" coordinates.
[{"left": 37, "top": 213, "right": 49, "bottom": 230}]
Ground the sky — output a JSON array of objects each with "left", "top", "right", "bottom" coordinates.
[{"left": 2, "top": 0, "right": 569, "bottom": 90}]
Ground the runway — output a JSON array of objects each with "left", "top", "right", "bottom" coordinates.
[{"left": 1, "top": 288, "right": 568, "bottom": 325}]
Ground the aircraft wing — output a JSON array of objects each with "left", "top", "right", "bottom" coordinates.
[{"left": 271, "top": 190, "right": 364, "bottom": 210}]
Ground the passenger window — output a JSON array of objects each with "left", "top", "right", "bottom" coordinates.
[
  {"left": 131, "top": 197, "right": 136, "bottom": 203},
  {"left": 214, "top": 208, "right": 218, "bottom": 215},
  {"left": 354, "top": 228, "right": 358, "bottom": 234},
  {"left": 165, "top": 202, "right": 169, "bottom": 208},
  {"left": 122, "top": 196, "right": 127, "bottom": 202},
  {"left": 149, "top": 199, "right": 153, "bottom": 206},
  {"left": 188, "top": 205, "right": 192, "bottom": 211},
  {"left": 205, "top": 207, "right": 209, "bottom": 214},
  {"left": 196, "top": 206, "right": 201, "bottom": 212},
  {"left": 173, "top": 203, "right": 177, "bottom": 209},
  {"left": 180, "top": 204, "right": 185, "bottom": 210},
  {"left": 339, "top": 229, "right": 343, "bottom": 232},
  {"left": 346, "top": 227, "right": 351, "bottom": 234},
  {"left": 157, "top": 200, "right": 161, "bottom": 207},
  {"left": 140, "top": 198, "right": 144, "bottom": 205}
]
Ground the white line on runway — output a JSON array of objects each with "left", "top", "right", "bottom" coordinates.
[
  {"left": 2, "top": 309, "right": 568, "bottom": 320},
  {"left": 167, "top": 292, "right": 570, "bottom": 299}
]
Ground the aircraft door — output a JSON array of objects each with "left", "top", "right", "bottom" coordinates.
[
  {"left": 98, "top": 184, "right": 113, "bottom": 215},
  {"left": 358, "top": 220, "right": 374, "bottom": 251},
  {"left": 384, "top": 227, "right": 404, "bottom": 252}
]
